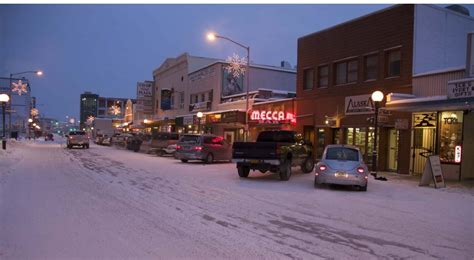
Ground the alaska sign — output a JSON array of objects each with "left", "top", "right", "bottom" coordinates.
[{"left": 345, "top": 94, "right": 374, "bottom": 115}]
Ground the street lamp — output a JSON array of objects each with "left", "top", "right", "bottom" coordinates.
[
  {"left": 371, "top": 90, "right": 384, "bottom": 175},
  {"left": 207, "top": 32, "right": 250, "bottom": 141},
  {"left": 197, "top": 112, "right": 203, "bottom": 133},
  {"left": 0, "top": 93, "right": 10, "bottom": 150}
]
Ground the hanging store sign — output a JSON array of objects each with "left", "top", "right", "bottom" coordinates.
[
  {"left": 250, "top": 110, "right": 296, "bottom": 124},
  {"left": 413, "top": 112, "right": 437, "bottom": 128},
  {"left": 345, "top": 94, "right": 374, "bottom": 115},
  {"left": 183, "top": 116, "right": 194, "bottom": 125},
  {"left": 455, "top": 145, "right": 462, "bottom": 163},
  {"left": 447, "top": 78, "right": 474, "bottom": 99},
  {"left": 189, "top": 101, "right": 211, "bottom": 112}
]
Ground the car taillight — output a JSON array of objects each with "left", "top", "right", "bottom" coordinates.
[
  {"left": 176, "top": 145, "right": 181, "bottom": 150},
  {"left": 194, "top": 146, "right": 202, "bottom": 151},
  {"left": 357, "top": 167, "right": 365, "bottom": 174},
  {"left": 319, "top": 165, "right": 327, "bottom": 171}
]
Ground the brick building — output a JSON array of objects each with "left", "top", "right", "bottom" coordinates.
[{"left": 296, "top": 4, "right": 474, "bottom": 176}]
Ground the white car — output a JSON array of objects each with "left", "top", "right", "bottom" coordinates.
[{"left": 314, "top": 145, "right": 369, "bottom": 191}]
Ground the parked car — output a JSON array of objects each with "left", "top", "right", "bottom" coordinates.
[
  {"left": 66, "top": 131, "right": 89, "bottom": 149},
  {"left": 175, "top": 134, "right": 232, "bottom": 163},
  {"left": 126, "top": 133, "right": 150, "bottom": 152},
  {"left": 232, "top": 130, "right": 314, "bottom": 181},
  {"left": 95, "top": 134, "right": 104, "bottom": 144},
  {"left": 44, "top": 133, "right": 54, "bottom": 141},
  {"left": 314, "top": 144, "right": 369, "bottom": 191},
  {"left": 145, "top": 132, "right": 180, "bottom": 156},
  {"left": 112, "top": 133, "right": 133, "bottom": 148},
  {"left": 102, "top": 134, "right": 112, "bottom": 146}
]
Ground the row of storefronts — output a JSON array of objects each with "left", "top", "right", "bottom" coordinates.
[{"left": 124, "top": 5, "right": 474, "bottom": 183}]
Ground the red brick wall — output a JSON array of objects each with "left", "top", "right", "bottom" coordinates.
[{"left": 296, "top": 5, "right": 415, "bottom": 174}]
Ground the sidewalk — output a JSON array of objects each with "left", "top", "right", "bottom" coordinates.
[{"left": 375, "top": 171, "right": 474, "bottom": 195}]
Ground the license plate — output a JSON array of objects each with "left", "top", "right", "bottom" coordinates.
[
  {"left": 335, "top": 172, "right": 348, "bottom": 178},
  {"left": 249, "top": 159, "right": 259, "bottom": 164}
]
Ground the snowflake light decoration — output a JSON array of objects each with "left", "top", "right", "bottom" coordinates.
[
  {"left": 225, "top": 53, "right": 247, "bottom": 78},
  {"left": 11, "top": 80, "right": 28, "bottom": 96},
  {"left": 109, "top": 104, "right": 121, "bottom": 115},
  {"left": 30, "top": 108, "right": 39, "bottom": 117},
  {"left": 86, "top": 115, "right": 95, "bottom": 125}
]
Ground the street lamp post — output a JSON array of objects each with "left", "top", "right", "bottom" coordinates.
[
  {"left": 197, "top": 112, "right": 203, "bottom": 134},
  {"left": 207, "top": 32, "right": 250, "bottom": 141},
  {"left": 371, "top": 90, "right": 384, "bottom": 175},
  {"left": 0, "top": 94, "right": 11, "bottom": 150}
]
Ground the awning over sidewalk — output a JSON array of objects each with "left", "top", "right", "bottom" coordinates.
[{"left": 385, "top": 94, "right": 474, "bottom": 112}]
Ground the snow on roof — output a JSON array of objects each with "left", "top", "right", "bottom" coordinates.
[{"left": 413, "top": 66, "right": 466, "bottom": 77}]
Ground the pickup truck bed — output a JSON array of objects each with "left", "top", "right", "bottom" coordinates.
[{"left": 232, "top": 130, "right": 314, "bottom": 181}]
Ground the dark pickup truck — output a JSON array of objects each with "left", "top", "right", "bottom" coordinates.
[{"left": 232, "top": 130, "right": 314, "bottom": 181}]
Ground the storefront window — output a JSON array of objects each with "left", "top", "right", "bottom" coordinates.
[
  {"left": 439, "top": 111, "right": 463, "bottom": 163},
  {"left": 366, "top": 127, "right": 376, "bottom": 164},
  {"left": 346, "top": 127, "right": 354, "bottom": 145},
  {"left": 354, "top": 128, "right": 366, "bottom": 158}
]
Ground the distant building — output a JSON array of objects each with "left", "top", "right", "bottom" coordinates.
[
  {"left": 79, "top": 92, "right": 99, "bottom": 129},
  {"left": 134, "top": 80, "right": 154, "bottom": 125},
  {"left": 79, "top": 91, "right": 136, "bottom": 129}
]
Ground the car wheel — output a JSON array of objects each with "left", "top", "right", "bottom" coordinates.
[
  {"left": 360, "top": 184, "right": 367, "bottom": 192},
  {"left": 301, "top": 157, "right": 315, "bottom": 173},
  {"left": 181, "top": 159, "right": 188, "bottom": 163},
  {"left": 205, "top": 153, "right": 214, "bottom": 164},
  {"left": 156, "top": 150, "right": 164, "bottom": 156},
  {"left": 237, "top": 166, "right": 250, "bottom": 178},
  {"left": 67, "top": 144, "right": 72, "bottom": 149},
  {"left": 279, "top": 160, "right": 292, "bottom": 181}
]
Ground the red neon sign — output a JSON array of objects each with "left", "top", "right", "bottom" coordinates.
[{"left": 250, "top": 110, "right": 296, "bottom": 124}]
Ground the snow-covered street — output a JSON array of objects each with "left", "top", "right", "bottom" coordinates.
[{"left": 1, "top": 139, "right": 473, "bottom": 259}]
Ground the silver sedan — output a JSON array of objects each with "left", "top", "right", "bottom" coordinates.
[{"left": 314, "top": 145, "right": 369, "bottom": 191}]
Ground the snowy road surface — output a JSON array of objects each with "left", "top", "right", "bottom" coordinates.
[{"left": 1, "top": 140, "right": 473, "bottom": 259}]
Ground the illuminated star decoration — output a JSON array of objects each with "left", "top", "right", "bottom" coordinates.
[
  {"left": 109, "top": 104, "right": 121, "bottom": 115},
  {"left": 225, "top": 53, "right": 247, "bottom": 78},
  {"left": 11, "top": 80, "right": 28, "bottom": 96},
  {"left": 86, "top": 115, "right": 95, "bottom": 125},
  {"left": 30, "top": 108, "right": 39, "bottom": 117}
]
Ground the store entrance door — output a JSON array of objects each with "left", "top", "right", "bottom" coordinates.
[
  {"left": 224, "top": 130, "right": 235, "bottom": 144},
  {"left": 411, "top": 128, "right": 436, "bottom": 175},
  {"left": 387, "top": 129, "right": 399, "bottom": 171}
]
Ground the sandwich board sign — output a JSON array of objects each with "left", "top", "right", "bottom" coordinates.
[{"left": 419, "top": 155, "right": 446, "bottom": 188}]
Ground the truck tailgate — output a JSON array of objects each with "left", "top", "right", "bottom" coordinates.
[{"left": 232, "top": 142, "right": 279, "bottom": 159}]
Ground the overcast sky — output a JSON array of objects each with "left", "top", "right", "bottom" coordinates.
[{"left": 1, "top": 4, "right": 472, "bottom": 120}]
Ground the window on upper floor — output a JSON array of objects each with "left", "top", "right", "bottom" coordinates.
[
  {"left": 364, "top": 54, "right": 378, "bottom": 81},
  {"left": 201, "top": 93, "right": 205, "bottom": 102},
  {"left": 386, "top": 49, "right": 401, "bottom": 78},
  {"left": 303, "top": 68, "right": 314, "bottom": 90},
  {"left": 335, "top": 59, "right": 358, "bottom": 85},
  {"left": 318, "top": 65, "right": 329, "bottom": 88}
]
